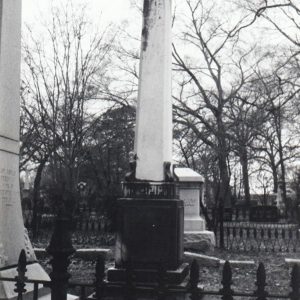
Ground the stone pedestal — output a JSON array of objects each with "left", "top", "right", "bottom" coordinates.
[
  {"left": 108, "top": 197, "right": 188, "bottom": 283},
  {"left": 174, "top": 168, "right": 215, "bottom": 251}
]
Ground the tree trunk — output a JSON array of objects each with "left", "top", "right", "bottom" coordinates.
[
  {"left": 216, "top": 118, "right": 230, "bottom": 249},
  {"left": 240, "top": 147, "right": 251, "bottom": 207},
  {"left": 217, "top": 119, "right": 231, "bottom": 208},
  {"left": 31, "top": 155, "right": 49, "bottom": 238},
  {"left": 271, "top": 164, "right": 278, "bottom": 193},
  {"left": 276, "top": 111, "right": 287, "bottom": 215}
]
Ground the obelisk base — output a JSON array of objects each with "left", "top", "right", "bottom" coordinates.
[
  {"left": 108, "top": 198, "right": 188, "bottom": 284},
  {"left": 107, "top": 263, "right": 189, "bottom": 285}
]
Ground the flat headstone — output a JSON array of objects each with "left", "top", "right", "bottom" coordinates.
[
  {"left": 183, "top": 252, "right": 221, "bottom": 267},
  {"left": 220, "top": 260, "right": 255, "bottom": 267},
  {"left": 34, "top": 248, "right": 113, "bottom": 260},
  {"left": 285, "top": 258, "right": 300, "bottom": 266}
]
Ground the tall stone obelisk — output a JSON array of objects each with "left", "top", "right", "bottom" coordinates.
[
  {"left": 108, "top": 0, "right": 188, "bottom": 284},
  {"left": 0, "top": 1, "right": 49, "bottom": 298},
  {"left": 0, "top": 0, "right": 34, "bottom": 268},
  {"left": 134, "top": 0, "right": 173, "bottom": 181}
]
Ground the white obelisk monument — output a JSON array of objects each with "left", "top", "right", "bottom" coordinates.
[
  {"left": 0, "top": 1, "right": 49, "bottom": 298},
  {"left": 134, "top": 0, "right": 173, "bottom": 181},
  {"left": 110, "top": 0, "right": 188, "bottom": 284},
  {"left": 132, "top": 0, "right": 215, "bottom": 251}
]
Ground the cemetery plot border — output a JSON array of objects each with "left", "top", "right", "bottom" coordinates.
[
  {"left": 218, "top": 222, "right": 300, "bottom": 252},
  {"left": 1, "top": 248, "right": 300, "bottom": 300},
  {"left": 1, "top": 218, "right": 300, "bottom": 300}
]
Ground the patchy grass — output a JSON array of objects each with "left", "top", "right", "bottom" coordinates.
[
  {"left": 199, "top": 249, "right": 299, "bottom": 295},
  {"left": 37, "top": 241, "right": 299, "bottom": 297}
]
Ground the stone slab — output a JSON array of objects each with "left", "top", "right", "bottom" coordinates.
[
  {"left": 183, "top": 252, "right": 220, "bottom": 267},
  {"left": 220, "top": 260, "right": 255, "bottom": 267},
  {"left": 34, "top": 248, "right": 113, "bottom": 261},
  {"left": 285, "top": 258, "right": 300, "bottom": 267},
  {"left": 184, "top": 231, "right": 216, "bottom": 252},
  {"left": 174, "top": 168, "right": 204, "bottom": 182},
  {"left": 38, "top": 294, "right": 78, "bottom": 300},
  {"left": 107, "top": 263, "right": 189, "bottom": 285},
  {"left": 184, "top": 252, "right": 255, "bottom": 268}
]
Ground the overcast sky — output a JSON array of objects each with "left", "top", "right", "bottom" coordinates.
[{"left": 22, "top": 0, "right": 133, "bottom": 26}]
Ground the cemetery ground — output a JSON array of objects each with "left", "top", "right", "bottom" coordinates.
[{"left": 32, "top": 232, "right": 300, "bottom": 296}]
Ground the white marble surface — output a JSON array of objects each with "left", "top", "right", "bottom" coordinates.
[
  {"left": 0, "top": 0, "right": 36, "bottom": 271},
  {"left": 134, "top": 0, "right": 173, "bottom": 181},
  {"left": 0, "top": 0, "right": 22, "bottom": 140},
  {"left": 174, "top": 168, "right": 204, "bottom": 182},
  {"left": 175, "top": 168, "right": 206, "bottom": 231}
]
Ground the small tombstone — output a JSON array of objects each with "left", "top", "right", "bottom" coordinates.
[{"left": 175, "top": 168, "right": 215, "bottom": 252}]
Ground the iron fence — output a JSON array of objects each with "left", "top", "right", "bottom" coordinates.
[
  {"left": 218, "top": 222, "right": 300, "bottom": 252},
  {"left": 1, "top": 217, "right": 300, "bottom": 300},
  {"left": 207, "top": 206, "right": 300, "bottom": 223},
  {"left": 1, "top": 247, "right": 300, "bottom": 300},
  {"left": 27, "top": 216, "right": 115, "bottom": 247}
]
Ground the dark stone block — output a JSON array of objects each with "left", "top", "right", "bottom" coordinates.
[
  {"left": 114, "top": 198, "right": 184, "bottom": 270},
  {"left": 107, "top": 263, "right": 189, "bottom": 284}
]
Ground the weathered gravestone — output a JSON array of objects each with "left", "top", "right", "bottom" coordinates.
[
  {"left": 174, "top": 168, "right": 215, "bottom": 252},
  {"left": 0, "top": 1, "right": 50, "bottom": 298}
]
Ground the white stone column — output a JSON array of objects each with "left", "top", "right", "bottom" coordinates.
[
  {"left": 134, "top": 0, "right": 173, "bottom": 181},
  {"left": 0, "top": 2, "right": 51, "bottom": 298},
  {"left": 0, "top": 0, "right": 36, "bottom": 268}
]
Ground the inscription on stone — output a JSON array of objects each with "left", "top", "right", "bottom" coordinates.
[
  {"left": 0, "top": 168, "right": 16, "bottom": 207},
  {"left": 180, "top": 189, "right": 199, "bottom": 216},
  {"left": 184, "top": 198, "right": 197, "bottom": 207}
]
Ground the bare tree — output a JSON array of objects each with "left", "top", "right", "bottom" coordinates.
[
  {"left": 172, "top": 0, "right": 259, "bottom": 209},
  {"left": 21, "top": 1, "right": 116, "bottom": 217}
]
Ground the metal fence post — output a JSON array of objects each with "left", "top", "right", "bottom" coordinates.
[
  {"left": 220, "top": 261, "right": 233, "bottom": 300},
  {"left": 289, "top": 264, "right": 300, "bottom": 300},
  {"left": 189, "top": 259, "right": 202, "bottom": 300},
  {"left": 46, "top": 217, "right": 75, "bottom": 300},
  {"left": 14, "top": 250, "right": 28, "bottom": 300},
  {"left": 255, "top": 263, "right": 268, "bottom": 300},
  {"left": 95, "top": 255, "right": 105, "bottom": 299}
]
